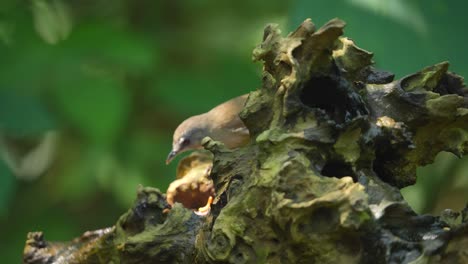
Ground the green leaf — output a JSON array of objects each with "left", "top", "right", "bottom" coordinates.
[
  {"left": 0, "top": 90, "right": 55, "bottom": 135},
  {"left": 121, "top": 131, "right": 174, "bottom": 190},
  {"left": 55, "top": 148, "right": 100, "bottom": 202},
  {"left": 32, "top": 0, "right": 72, "bottom": 44},
  {"left": 0, "top": 160, "right": 15, "bottom": 217},
  {"left": 152, "top": 56, "right": 258, "bottom": 116},
  {"left": 62, "top": 22, "right": 156, "bottom": 72},
  {"left": 53, "top": 73, "right": 130, "bottom": 145}
]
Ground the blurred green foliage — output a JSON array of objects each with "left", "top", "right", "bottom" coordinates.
[
  {"left": 290, "top": 0, "right": 468, "bottom": 79},
  {"left": 0, "top": 1, "right": 284, "bottom": 262},
  {"left": 0, "top": 0, "right": 466, "bottom": 262},
  {"left": 0, "top": 160, "right": 15, "bottom": 216}
]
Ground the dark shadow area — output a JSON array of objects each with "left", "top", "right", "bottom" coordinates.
[
  {"left": 321, "top": 160, "right": 356, "bottom": 181},
  {"left": 372, "top": 139, "right": 401, "bottom": 187},
  {"left": 300, "top": 75, "right": 367, "bottom": 123}
]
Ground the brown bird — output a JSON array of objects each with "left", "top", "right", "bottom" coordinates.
[{"left": 166, "top": 94, "right": 250, "bottom": 164}]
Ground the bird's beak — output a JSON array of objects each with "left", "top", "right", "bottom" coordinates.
[{"left": 166, "top": 150, "right": 177, "bottom": 165}]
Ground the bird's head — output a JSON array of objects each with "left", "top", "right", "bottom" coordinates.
[{"left": 166, "top": 116, "right": 207, "bottom": 164}]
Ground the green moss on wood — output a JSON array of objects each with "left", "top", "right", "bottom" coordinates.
[{"left": 24, "top": 18, "right": 468, "bottom": 264}]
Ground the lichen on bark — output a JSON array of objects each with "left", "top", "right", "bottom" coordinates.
[{"left": 24, "top": 18, "right": 468, "bottom": 264}]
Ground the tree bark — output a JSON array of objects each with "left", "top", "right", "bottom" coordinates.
[{"left": 23, "top": 18, "right": 468, "bottom": 264}]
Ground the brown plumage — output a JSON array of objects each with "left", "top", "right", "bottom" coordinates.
[{"left": 166, "top": 94, "right": 250, "bottom": 164}]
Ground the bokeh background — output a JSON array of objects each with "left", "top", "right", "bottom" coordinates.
[{"left": 1, "top": 0, "right": 467, "bottom": 262}]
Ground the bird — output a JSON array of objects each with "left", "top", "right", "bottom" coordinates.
[{"left": 166, "top": 94, "right": 250, "bottom": 164}]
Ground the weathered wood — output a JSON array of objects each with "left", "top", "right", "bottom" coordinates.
[{"left": 24, "top": 18, "right": 468, "bottom": 264}]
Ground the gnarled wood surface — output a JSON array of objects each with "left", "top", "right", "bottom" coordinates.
[{"left": 24, "top": 18, "right": 468, "bottom": 264}]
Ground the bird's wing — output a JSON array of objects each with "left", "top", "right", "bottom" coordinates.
[{"left": 209, "top": 94, "right": 249, "bottom": 130}]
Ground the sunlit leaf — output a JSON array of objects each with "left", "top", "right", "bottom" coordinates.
[
  {"left": 0, "top": 131, "right": 58, "bottom": 181},
  {"left": 32, "top": 0, "right": 72, "bottom": 44},
  {"left": 346, "top": 0, "right": 427, "bottom": 35}
]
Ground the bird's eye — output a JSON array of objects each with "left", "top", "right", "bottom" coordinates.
[{"left": 180, "top": 138, "right": 190, "bottom": 146}]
